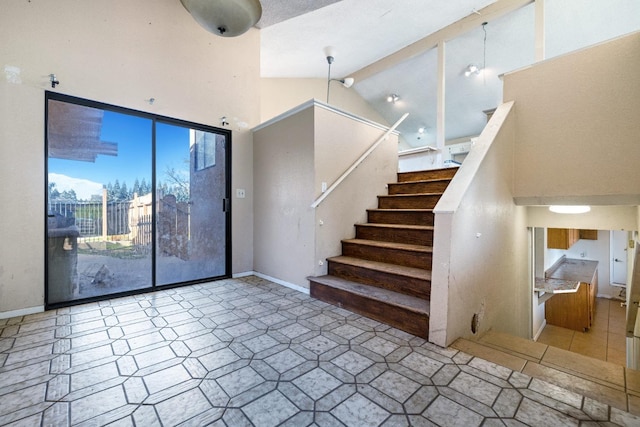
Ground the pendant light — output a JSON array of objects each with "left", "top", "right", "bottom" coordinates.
[{"left": 180, "top": 0, "right": 262, "bottom": 37}]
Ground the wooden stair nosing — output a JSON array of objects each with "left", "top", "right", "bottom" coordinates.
[
  {"left": 355, "top": 223, "right": 435, "bottom": 232},
  {"left": 309, "top": 275, "right": 430, "bottom": 315},
  {"left": 378, "top": 192, "right": 444, "bottom": 199},
  {"left": 342, "top": 238, "right": 433, "bottom": 253},
  {"left": 327, "top": 255, "right": 432, "bottom": 281}
]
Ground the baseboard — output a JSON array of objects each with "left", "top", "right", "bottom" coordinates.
[
  {"left": 533, "top": 319, "right": 547, "bottom": 341},
  {"left": 234, "top": 271, "right": 310, "bottom": 295},
  {"left": 0, "top": 305, "right": 45, "bottom": 320}
]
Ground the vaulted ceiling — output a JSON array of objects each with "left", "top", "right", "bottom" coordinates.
[{"left": 257, "top": 0, "right": 640, "bottom": 148}]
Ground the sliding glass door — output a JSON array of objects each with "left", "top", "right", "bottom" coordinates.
[
  {"left": 155, "top": 122, "right": 228, "bottom": 285},
  {"left": 45, "top": 93, "right": 230, "bottom": 306}
]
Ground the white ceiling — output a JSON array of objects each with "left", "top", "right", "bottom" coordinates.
[{"left": 257, "top": 0, "right": 640, "bottom": 148}]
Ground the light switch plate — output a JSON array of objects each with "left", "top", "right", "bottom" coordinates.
[{"left": 236, "top": 189, "right": 246, "bottom": 198}]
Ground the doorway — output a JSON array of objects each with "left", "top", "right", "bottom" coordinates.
[{"left": 45, "top": 93, "right": 231, "bottom": 307}]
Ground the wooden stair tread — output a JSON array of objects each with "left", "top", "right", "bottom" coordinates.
[
  {"left": 343, "top": 238, "right": 433, "bottom": 252},
  {"left": 367, "top": 209, "right": 434, "bottom": 213},
  {"left": 356, "top": 223, "right": 434, "bottom": 231},
  {"left": 310, "top": 275, "right": 430, "bottom": 315},
  {"left": 328, "top": 256, "right": 432, "bottom": 280},
  {"left": 390, "top": 178, "right": 452, "bottom": 185},
  {"left": 379, "top": 192, "right": 443, "bottom": 197}
]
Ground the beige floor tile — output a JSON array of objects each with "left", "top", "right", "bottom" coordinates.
[
  {"left": 541, "top": 346, "right": 625, "bottom": 389},
  {"left": 607, "top": 347, "right": 627, "bottom": 366},
  {"left": 626, "top": 369, "right": 640, "bottom": 396},
  {"left": 629, "top": 394, "right": 640, "bottom": 416},
  {"left": 480, "top": 330, "right": 547, "bottom": 361},
  {"left": 536, "top": 333, "right": 571, "bottom": 351},
  {"left": 608, "top": 332, "right": 627, "bottom": 352},
  {"left": 450, "top": 338, "right": 527, "bottom": 372}
]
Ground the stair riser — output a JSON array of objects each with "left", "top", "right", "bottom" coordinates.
[
  {"left": 388, "top": 180, "right": 451, "bottom": 195},
  {"left": 328, "top": 261, "right": 431, "bottom": 299},
  {"left": 310, "top": 280, "right": 429, "bottom": 338},
  {"left": 378, "top": 195, "right": 441, "bottom": 209},
  {"left": 367, "top": 210, "right": 434, "bottom": 226},
  {"left": 398, "top": 168, "right": 457, "bottom": 182},
  {"left": 355, "top": 226, "right": 433, "bottom": 246},
  {"left": 342, "top": 242, "right": 432, "bottom": 270}
]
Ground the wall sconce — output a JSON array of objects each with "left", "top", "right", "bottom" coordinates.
[{"left": 386, "top": 93, "right": 399, "bottom": 104}]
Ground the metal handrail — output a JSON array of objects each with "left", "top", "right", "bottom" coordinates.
[{"left": 311, "top": 113, "right": 409, "bottom": 208}]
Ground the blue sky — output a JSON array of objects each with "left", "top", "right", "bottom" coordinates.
[{"left": 48, "top": 110, "right": 191, "bottom": 200}]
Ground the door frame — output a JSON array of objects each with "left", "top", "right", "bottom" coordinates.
[{"left": 44, "top": 91, "right": 232, "bottom": 309}]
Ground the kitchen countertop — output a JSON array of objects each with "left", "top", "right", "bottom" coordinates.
[
  {"left": 534, "top": 257, "right": 598, "bottom": 294},
  {"left": 534, "top": 277, "right": 580, "bottom": 294}
]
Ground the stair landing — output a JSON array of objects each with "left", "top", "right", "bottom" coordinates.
[{"left": 452, "top": 330, "right": 640, "bottom": 415}]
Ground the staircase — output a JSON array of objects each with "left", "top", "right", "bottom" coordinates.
[{"left": 309, "top": 167, "right": 458, "bottom": 339}]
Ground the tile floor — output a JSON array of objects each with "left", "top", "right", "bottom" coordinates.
[
  {"left": 537, "top": 297, "right": 627, "bottom": 366},
  {"left": 1, "top": 276, "right": 640, "bottom": 426}
]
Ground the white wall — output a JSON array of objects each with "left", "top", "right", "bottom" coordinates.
[
  {"left": 0, "top": 1, "right": 259, "bottom": 316},
  {"left": 431, "top": 102, "right": 530, "bottom": 346}
]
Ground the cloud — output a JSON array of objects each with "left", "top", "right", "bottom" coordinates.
[{"left": 48, "top": 173, "right": 104, "bottom": 200}]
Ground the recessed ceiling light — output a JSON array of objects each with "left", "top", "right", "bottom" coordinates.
[{"left": 548, "top": 205, "right": 591, "bottom": 214}]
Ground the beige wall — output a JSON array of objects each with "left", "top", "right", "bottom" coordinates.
[
  {"left": 431, "top": 102, "right": 530, "bottom": 346},
  {"left": 505, "top": 31, "right": 640, "bottom": 206},
  {"left": 253, "top": 107, "right": 316, "bottom": 287},
  {"left": 260, "top": 78, "right": 389, "bottom": 127},
  {"left": 0, "top": 1, "right": 259, "bottom": 316},
  {"left": 253, "top": 102, "right": 398, "bottom": 288}
]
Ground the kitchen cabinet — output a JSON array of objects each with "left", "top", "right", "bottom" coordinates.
[
  {"left": 544, "top": 259, "right": 598, "bottom": 332},
  {"left": 547, "top": 228, "right": 580, "bottom": 250},
  {"left": 579, "top": 229, "right": 598, "bottom": 240}
]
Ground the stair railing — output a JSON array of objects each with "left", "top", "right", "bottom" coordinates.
[{"left": 311, "top": 113, "right": 409, "bottom": 208}]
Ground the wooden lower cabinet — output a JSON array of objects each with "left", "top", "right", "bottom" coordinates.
[{"left": 545, "top": 274, "right": 597, "bottom": 332}]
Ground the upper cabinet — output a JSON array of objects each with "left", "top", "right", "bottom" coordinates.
[
  {"left": 548, "top": 228, "right": 579, "bottom": 249},
  {"left": 579, "top": 229, "right": 598, "bottom": 240},
  {"left": 547, "top": 228, "right": 598, "bottom": 249}
]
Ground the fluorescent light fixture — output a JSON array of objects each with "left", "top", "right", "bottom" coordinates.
[{"left": 549, "top": 205, "right": 591, "bottom": 214}]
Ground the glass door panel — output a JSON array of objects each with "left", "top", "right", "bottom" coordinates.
[
  {"left": 155, "top": 122, "right": 228, "bottom": 285},
  {"left": 46, "top": 98, "right": 152, "bottom": 304}
]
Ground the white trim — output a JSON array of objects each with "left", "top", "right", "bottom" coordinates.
[
  {"left": 233, "top": 271, "right": 310, "bottom": 295},
  {"left": 533, "top": 319, "right": 547, "bottom": 341},
  {"left": 398, "top": 145, "right": 439, "bottom": 156},
  {"left": 0, "top": 305, "right": 45, "bottom": 320},
  {"left": 252, "top": 99, "right": 399, "bottom": 135}
]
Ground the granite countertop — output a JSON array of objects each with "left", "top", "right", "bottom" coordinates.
[
  {"left": 534, "top": 257, "right": 599, "bottom": 294},
  {"left": 547, "top": 258, "right": 598, "bottom": 283},
  {"left": 534, "top": 277, "right": 580, "bottom": 294}
]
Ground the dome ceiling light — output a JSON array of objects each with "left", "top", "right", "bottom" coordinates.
[{"left": 180, "top": 0, "right": 262, "bottom": 37}]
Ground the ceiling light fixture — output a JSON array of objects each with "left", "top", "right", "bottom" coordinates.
[
  {"left": 464, "top": 64, "right": 480, "bottom": 77},
  {"left": 386, "top": 94, "right": 400, "bottom": 104},
  {"left": 332, "top": 77, "right": 354, "bottom": 88},
  {"left": 324, "top": 48, "right": 354, "bottom": 104},
  {"left": 548, "top": 205, "right": 591, "bottom": 214},
  {"left": 180, "top": 0, "right": 262, "bottom": 37}
]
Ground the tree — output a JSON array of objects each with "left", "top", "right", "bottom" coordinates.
[
  {"left": 132, "top": 178, "right": 140, "bottom": 197},
  {"left": 112, "top": 180, "right": 121, "bottom": 201}
]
